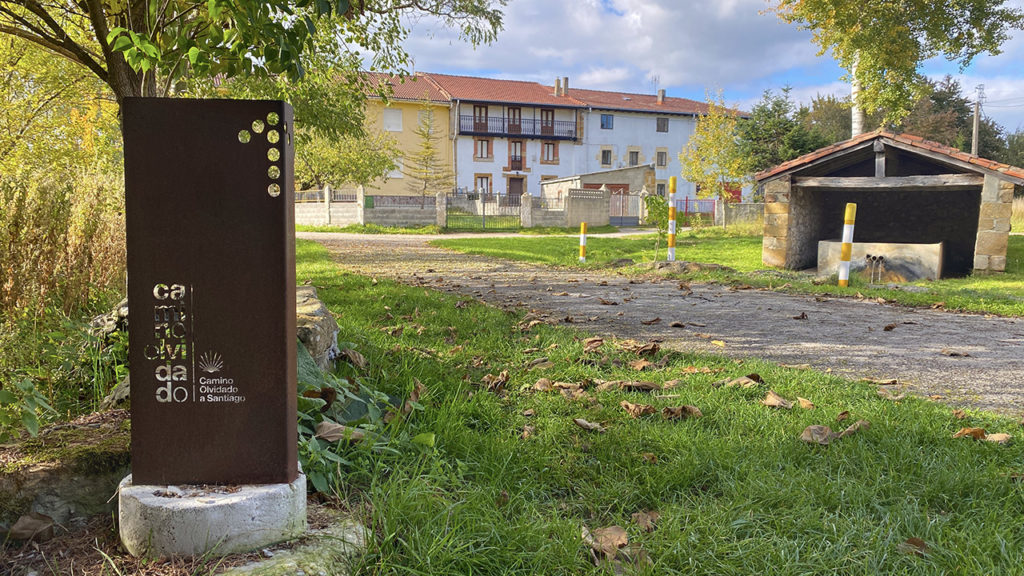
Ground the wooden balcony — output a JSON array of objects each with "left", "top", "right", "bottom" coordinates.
[
  {"left": 459, "top": 115, "right": 576, "bottom": 140},
  {"left": 509, "top": 155, "right": 523, "bottom": 171}
]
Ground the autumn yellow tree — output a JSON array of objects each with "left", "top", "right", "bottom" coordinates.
[{"left": 679, "top": 92, "right": 751, "bottom": 211}]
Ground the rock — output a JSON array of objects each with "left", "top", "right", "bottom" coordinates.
[
  {"left": 100, "top": 374, "right": 130, "bottom": 410},
  {"left": 649, "top": 261, "right": 737, "bottom": 274},
  {"left": 296, "top": 286, "right": 341, "bottom": 372},
  {"left": 608, "top": 258, "right": 635, "bottom": 268},
  {"left": 7, "top": 511, "right": 54, "bottom": 542},
  {"left": 89, "top": 297, "right": 129, "bottom": 340}
]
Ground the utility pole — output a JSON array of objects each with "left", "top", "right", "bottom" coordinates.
[{"left": 972, "top": 84, "right": 985, "bottom": 156}]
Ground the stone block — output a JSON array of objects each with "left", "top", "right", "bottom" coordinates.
[
  {"left": 119, "top": 473, "right": 307, "bottom": 558},
  {"left": 764, "top": 179, "right": 790, "bottom": 195},
  {"left": 762, "top": 236, "right": 787, "bottom": 251},
  {"left": 982, "top": 175, "right": 1000, "bottom": 203},
  {"left": 994, "top": 218, "right": 1011, "bottom": 233},
  {"left": 975, "top": 230, "right": 1009, "bottom": 256},
  {"left": 990, "top": 255, "right": 1007, "bottom": 271},
  {"left": 296, "top": 286, "right": 341, "bottom": 372},
  {"left": 817, "top": 240, "right": 943, "bottom": 281},
  {"left": 977, "top": 217, "right": 994, "bottom": 231},
  {"left": 999, "top": 181, "right": 1015, "bottom": 203},
  {"left": 974, "top": 254, "right": 990, "bottom": 270},
  {"left": 763, "top": 221, "right": 788, "bottom": 238},
  {"left": 764, "top": 202, "right": 790, "bottom": 216},
  {"left": 762, "top": 247, "right": 786, "bottom": 267},
  {"left": 979, "top": 201, "right": 1012, "bottom": 220}
]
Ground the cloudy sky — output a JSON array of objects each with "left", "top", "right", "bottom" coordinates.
[{"left": 398, "top": 0, "right": 1024, "bottom": 133}]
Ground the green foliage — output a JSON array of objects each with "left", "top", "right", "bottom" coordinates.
[
  {"left": 772, "top": 0, "right": 1024, "bottom": 124},
  {"left": 901, "top": 76, "right": 1005, "bottom": 158},
  {"left": 403, "top": 101, "right": 455, "bottom": 200},
  {"left": 0, "top": 1, "right": 507, "bottom": 100},
  {"left": 680, "top": 92, "right": 751, "bottom": 202},
  {"left": 0, "top": 377, "right": 54, "bottom": 442},
  {"left": 738, "top": 88, "right": 829, "bottom": 173},
  {"left": 1006, "top": 131, "right": 1024, "bottom": 171},
  {"left": 295, "top": 130, "right": 399, "bottom": 190},
  {"left": 644, "top": 194, "right": 670, "bottom": 260}
]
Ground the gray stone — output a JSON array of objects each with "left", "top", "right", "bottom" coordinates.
[
  {"left": 818, "top": 240, "right": 943, "bottom": 281},
  {"left": 100, "top": 374, "right": 130, "bottom": 410},
  {"left": 220, "top": 519, "right": 366, "bottom": 575},
  {"left": 118, "top": 473, "right": 307, "bottom": 558},
  {"left": 296, "top": 286, "right": 340, "bottom": 372}
]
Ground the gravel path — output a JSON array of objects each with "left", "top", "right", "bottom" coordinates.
[{"left": 302, "top": 232, "right": 1024, "bottom": 416}]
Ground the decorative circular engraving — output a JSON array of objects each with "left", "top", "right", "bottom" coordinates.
[
  {"left": 267, "top": 148, "right": 280, "bottom": 162},
  {"left": 267, "top": 112, "right": 280, "bottom": 125},
  {"left": 268, "top": 183, "right": 281, "bottom": 197},
  {"left": 252, "top": 119, "right": 265, "bottom": 134},
  {"left": 268, "top": 165, "right": 281, "bottom": 180},
  {"left": 267, "top": 129, "right": 280, "bottom": 144},
  {"left": 238, "top": 130, "right": 251, "bottom": 143}
]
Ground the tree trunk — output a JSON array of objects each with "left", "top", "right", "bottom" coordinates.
[{"left": 851, "top": 54, "right": 864, "bottom": 137}]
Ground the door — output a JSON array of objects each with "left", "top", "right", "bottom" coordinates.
[
  {"left": 473, "top": 105, "right": 488, "bottom": 132},
  {"left": 508, "top": 107, "right": 521, "bottom": 134},
  {"left": 540, "top": 109, "right": 554, "bottom": 136},
  {"left": 508, "top": 177, "right": 524, "bottom": 202},
  {"left": 509, "top": 141, "right": 523, "bottom": 171}
]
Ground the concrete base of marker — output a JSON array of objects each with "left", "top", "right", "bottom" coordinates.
[{"left": 118, "top": 473, "right": 306, "bottom": 558}]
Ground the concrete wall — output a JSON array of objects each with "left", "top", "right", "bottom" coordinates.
[
  {"left": 566, "top": 188, "right": 610, "bottom": 228},
  {"left": 294, "top": 202, "right": 360, "bottom": 227},
  {"left": 715, "top": 202, "right": 764, "bottom": 227},
  {"left": 363, "top": 205, "right": 436, "bottom": 227}
]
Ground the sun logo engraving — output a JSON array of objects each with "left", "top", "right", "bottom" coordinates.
[{"left": 198, "top": 351, "right": 224, "bottom": 374}]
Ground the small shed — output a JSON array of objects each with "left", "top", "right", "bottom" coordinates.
[{"left": 756, "top": 131, "right": 1024, "bottom": 278}]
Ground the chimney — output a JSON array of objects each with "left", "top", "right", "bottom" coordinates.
[
  {"left": 562, "top": 76, "right": 569, "bottom": 96},
  {"left": 657, "top": 89, "right": 665, "bottom": 104},
  {"left": 554, "top": 78, "right": 561, "bottom": 97}
]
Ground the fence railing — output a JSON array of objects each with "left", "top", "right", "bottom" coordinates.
[
  {"left": 295, "top": 189, "right": 358, "bottom": 203},
  {"left": 458, "top": 115, "right": 577, "bottom": 139},
  {"left": 369, "top": 195, "right": 436, "bottom": 208},
  {"left": 673, "top": 198, "right": 716, "bottom": 214}
]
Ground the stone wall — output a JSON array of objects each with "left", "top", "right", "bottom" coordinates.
[
  {"left": 974, "top": 175, "right": 1014, "bottom": 272},
  {"left": 566, "top": 188, "right": 610, "bottom": 228},
  {"left": 761, "top": 178, "right": 791, "bottom": 268},
  {"left": 715, "top": 202, "right": 764, "bottom": 227}
]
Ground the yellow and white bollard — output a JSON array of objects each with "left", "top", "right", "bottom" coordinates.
[
  {"left": 579, "top": 222, "right": 587, "bottom": 263},
  {"left": 667, "top": 176, "right": 677, "bottom": 262},
  {"left": 838, "top": 203, "right": 857, "bottom": 287}
]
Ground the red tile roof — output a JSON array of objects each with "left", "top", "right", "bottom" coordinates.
[
  {"left": 423, "top": 73, "right": 581, "bottom": 107},
  {"left": 755, "top": 130, "right": 1024, "bottom": 183},
  {"left": 564, "top": 87, "right": 711, "bottom": 116},
  {"left": 363, "top": 72, "right": 449, "bottom": 103}
]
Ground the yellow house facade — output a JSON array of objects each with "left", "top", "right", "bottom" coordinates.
[{"left": 363, "top": 73, "right": 453, "bottom": 196}]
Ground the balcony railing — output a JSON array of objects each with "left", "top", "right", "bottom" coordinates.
[
  {"left": 509, "top": 155, "right": 523, "bottom": 171},
  {"left": 459, "top": 115, "right": 576, "bottom": 140}
]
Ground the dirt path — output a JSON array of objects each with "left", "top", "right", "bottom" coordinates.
[{"left": 302, "top": 232, "right": 1024, "bottom": 416}]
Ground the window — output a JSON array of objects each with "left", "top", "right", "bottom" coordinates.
[
  {"left": 475, "top": 175, "right": 491, "bottom": 193},
  {"left": 629, "top": 151, "right": 639, "bottom": 166},
  {"left": 542, "top": 142, "right": 558, "bottom": 163},
  {"left": 509, "top": 140, "right": 523, "bottom": 170},
  {"left": 656, "top": 117, "right": 669, "bottom": 132},
  {"left": 541, "top": 109, "right": 555, "bottom": 135},
  {"left": 473, "top": 105, "right": 488, "bottom": 130},
  {"left": 656, "top": 183, "right": 666, "bottom": 197},
  {"left": 382, "top": 108, "right": 403, "bottom": 132},
  {"left": 475, "top": 139, "right": 491, "bottom": 159},
  {"left": 656, "top": 151, "right": 667, "bottom": 167},
  {"left": 601, "top": 149, "right": 612, "bottom": 166},
  {"left": 508, "top": 107, "right": 522, "bottom": 133},
  {"left": 388, "top": 158, "right": 403, "bottom": 179},
  {"left": 600, "top": 114, "right": 614, "bottom": 129}
]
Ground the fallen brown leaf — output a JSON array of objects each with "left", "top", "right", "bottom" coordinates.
[
  {"left": 340, "top": 348, "right": 368, "bottom": 370},
  {"left": 621, "top": 401, "right": 656, "bottom": 418},
  {"left": 670, "top": 321, "right": 686, "bottom": 328},
  {"left": 482, "top": 370, "right": 510, "bottom": 393},
  {"left": 931, "top": 302, "right": 945, "bottom": 309},
  {"left": 883, "top": 323, "right": 898, "bottom": 331},
  {"left": 877, "top": 388, "right": 906, "bottom": 401},
  {"left": 633, "top": 342, "right": 661, "bottom": 356},
  {"left": 315, "top": 421, "right": 368, "bottom": 443},
  {"left": 662, "top": 405, "right": 703, "bottom": 420},
  {"left": 641, "top": 452, "right": 658, "bottom": 464},
  {"left": 793, "top": 312, "right": 808, "bottom": 320},
  {"left": 798, "top": 397, "right": 815, "bottom": 410},
  {"left": 573, "top": 418, "right": 606, "bottom": 433},
  {"left": 762, "top": 390, "right": 793, "bottom": 410},
  {"left": 631, "top": 510, "right": 661, "bottom": 533},
  {"left": 8, "top": 511, "right": 54, "bottom": 542},
  {"left": 629, "top": 359, "right": 654, "bottom": 371},
  {"left": 521, "top": 425, "right": 535, "bottom": 439},
  {"left": 598, "top": 298, "right": 618, "bottom": 306},
  {"left": 953, "top": 409, "right": 966, "bottom": 420},
  {"left": 590, "top": 526, "right": 629, "bottom": 560},
  {"left": 583, "top": 337, "right": 605, "bottom": 353},
  {"left": 837, "top": 411, "right": 850, "bottom": 422},
  {"left": 839, "top": 420, "right": 870, "bottom": 438},
  {"left": 532, "top": 378, "right": 553, "bottom": 392},
  {"left": 900, "top": 537, "right": 928, "bottom": 557},
  {"left": 711, "top": 340, "right": 726, "bottom": 347},
  {"left": 527, "top": 357, "right": 550, "bottom": 368},
  {"left": 986, "top": 433, "right": 1012, "bottom": 445},
  {"left": 523, "top": 409, "right": 535, "bottom": 417},
  {"left": 941, "top": 348, "right": 971, "bottom": 357},
  {"left": 800, "top": 425, "right": 837, "bottom": 446},
  {"left": 953, "top": 427, "right": 987, "bottom": 440}
]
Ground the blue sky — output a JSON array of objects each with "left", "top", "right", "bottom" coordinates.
[{"left": 397, "top": 0, "right": 1024, "bottom": 134}]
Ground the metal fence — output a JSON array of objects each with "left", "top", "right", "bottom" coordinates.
[{"left": 295, "top": 189, "right": 358, "bottom": 203}]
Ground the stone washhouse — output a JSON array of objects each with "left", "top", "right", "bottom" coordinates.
[{"left": 756, "top": 131, "right": 1024, "bottom": 281}]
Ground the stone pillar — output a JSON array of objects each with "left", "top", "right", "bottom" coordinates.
[
  {"left": 521, "top": 193, "right": 534, "bottom": 227},
  {"left": 761, "top": 176, "right": 792, "bottom": 267},
  {"left": 436, "top": 190, "right": 447, "bottom": 228},
  {"left": 973, "top": 175, "right": 1013, "bottom": 272}
]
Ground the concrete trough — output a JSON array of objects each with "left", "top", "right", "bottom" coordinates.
[{"left": 818, "top": 240, "right": 943, "bottom": 282}]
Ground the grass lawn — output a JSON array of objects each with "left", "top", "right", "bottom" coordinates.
[
  {"left": 432, "top": 230, "right": 1024, "bottom": 317},
  {"left": 297, "top": 239, "right": 1024, "bottom": 575}
]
